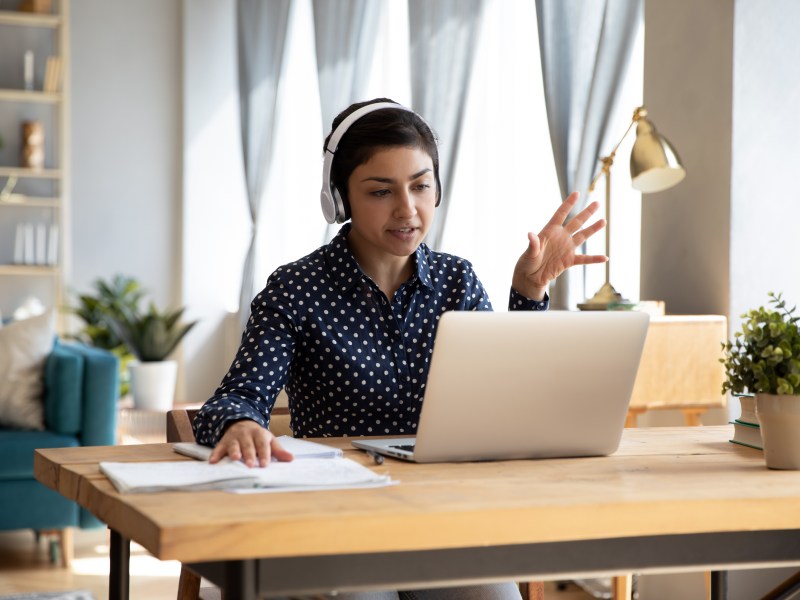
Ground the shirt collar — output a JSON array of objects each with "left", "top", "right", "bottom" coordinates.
[{"left": 325, "top": 223, "right": 435, "bottom": 293}]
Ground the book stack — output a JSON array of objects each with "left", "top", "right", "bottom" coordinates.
[
  {"left": 730, "top": 394, "right": 762, "bottom": 450},
  {"left": 43, "top": 56, "right": 62, "bottom": 93}
]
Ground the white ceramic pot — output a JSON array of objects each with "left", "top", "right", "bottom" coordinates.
[
  {"left": 128, "top": 360, "right": 178, "bottom": 412},
  {"left": 755, "top": 393, "right": 800, "bottom": 470}
]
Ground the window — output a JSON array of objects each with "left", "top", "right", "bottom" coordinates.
[{"left": 257, "top": 0, "right": 643, "bottom": 307}]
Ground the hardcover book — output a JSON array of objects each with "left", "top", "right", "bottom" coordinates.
[
  {"left": 736, "top": 393, "right": 758, "bottom": 426},
  {"left": 730, "top": 420, "right": 762, "bottom": 451}
]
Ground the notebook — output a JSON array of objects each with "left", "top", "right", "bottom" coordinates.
[{"left": 352, "top": 310, "right": 649, "bottom": 463}]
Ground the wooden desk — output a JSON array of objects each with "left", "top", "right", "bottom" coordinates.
[{"left": 34, "top": 427, "right": 800, "bottom": 600}]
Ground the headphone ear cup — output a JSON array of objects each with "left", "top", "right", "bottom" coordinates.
[
  {"left": 320, "top": 188, "right": 338, "bottom": 224},
  {"left": 331, "top": 185, "right": 348, "bottom": 223},
  {"left": 435, "top": 172, "right": 443, "bottom": 207}
]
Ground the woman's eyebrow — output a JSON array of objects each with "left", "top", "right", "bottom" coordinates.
[{"left": 361, "top": 168, "right": 432, "bottom": 184}]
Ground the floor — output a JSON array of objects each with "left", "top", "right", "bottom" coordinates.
[
  {"left": 0, "top": 528, "right": 180, "bottom": 599},
  {"left": 0, "top": 528, "right": 597, "bottom": 599}
]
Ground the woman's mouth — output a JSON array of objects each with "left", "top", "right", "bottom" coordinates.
[{"left": 388, "top": 227, "right": 418, "bottom": 240}]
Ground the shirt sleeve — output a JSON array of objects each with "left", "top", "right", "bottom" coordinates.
[
  {"left": 461, "top": 260, "right": 493, "bottom": 311},
  {"left": 192, "top": 276, "right": 298, "bottom": 446},
  {"left": 508, "top": 289, "right": 549, "bottom": 311}
]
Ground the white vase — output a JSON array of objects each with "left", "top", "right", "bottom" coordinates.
[
  {"left": 129, "top": 360, "right": 178, "bottom": 412},
  {"left": 755, "top": 393, "right": 800, "bottom": 470}
]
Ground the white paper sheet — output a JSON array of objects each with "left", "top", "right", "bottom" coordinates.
[
  {"left": 172, "top": 437, "right": 343, "bottom": 462},
  {"left": 100, "top": 456, "right": 390, "bottom": 494}
]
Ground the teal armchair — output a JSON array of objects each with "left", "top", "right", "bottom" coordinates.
[{"left": 0, "top": 341, "right": 119, "bottom": 566}]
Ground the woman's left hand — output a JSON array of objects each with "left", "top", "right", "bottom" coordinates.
[{"left": 512, "top": 192, "right": 607, "bottom": 301}]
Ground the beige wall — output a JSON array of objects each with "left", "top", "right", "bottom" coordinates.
[{"left": 640, "top": 0, "right": 732, "bottom": 317}]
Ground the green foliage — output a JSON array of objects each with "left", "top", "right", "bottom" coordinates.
[
  {"left": 69, "top": 275, "right": 145, "bottom": 350},
  {"left": 67, "top": 275, "right": 145, "bottom": 396},
  {"left": 68, "top": 274, "right": 198, "bottom": 401},
  {"left": 106, "top": 302, "right": 197, "bottom": 362},
  {"left": 721, "top": 292, "right": 800, "bottom": 396}
]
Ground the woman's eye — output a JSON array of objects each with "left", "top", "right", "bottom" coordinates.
[
  {"left": 415, "top": 183, "right": 431, "bottom": 191},
  {"left": 370, "top": 189, "right": 390, "bottom": 197}
]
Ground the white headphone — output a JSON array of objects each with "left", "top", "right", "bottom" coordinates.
[{"left": 320, "top": 102, "right": 440, "bottom": 224}]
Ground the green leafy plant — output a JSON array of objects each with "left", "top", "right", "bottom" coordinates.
[
  {"left": 69, "top": 275, "right": 145, "bottom": 350},
  {"left": 107, "top": 303, "right": 197, "bottom": 362},
  {"left": 68, "top": 275, "right": 145, "bottom": 396},
  {"left": 721, "top": 292, "right": 800, "bottom": 396}
]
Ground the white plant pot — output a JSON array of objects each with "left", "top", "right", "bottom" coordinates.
[
  {"left": 129, "top": 360, "right": 178, "bottom": 412},
  {"left": 755, "top": 393, "right": 800, "bottom": 470}
]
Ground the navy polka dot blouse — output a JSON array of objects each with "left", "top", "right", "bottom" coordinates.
[{"left": 193, "top": 224, "right": 548, "bottom": 444}]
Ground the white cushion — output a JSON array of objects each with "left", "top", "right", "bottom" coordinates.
[{"left": 0, "top": 310, "right": 55, "bottom": 430}]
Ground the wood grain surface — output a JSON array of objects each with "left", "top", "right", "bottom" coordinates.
[{"left": 34, "top": 427, "right": 800, "bottom": 564}]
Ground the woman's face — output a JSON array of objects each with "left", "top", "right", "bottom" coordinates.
[{"left": 346, "top": 145, "right": 437, "bottom": 262}]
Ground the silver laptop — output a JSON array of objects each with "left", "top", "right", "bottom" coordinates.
[{"left": 352, "top": 310, "right": 649, "bottom": 463}]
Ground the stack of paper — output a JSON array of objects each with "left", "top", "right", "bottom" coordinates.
[{"left": 100, "top": 437, "right": 391, "bottom": 494}]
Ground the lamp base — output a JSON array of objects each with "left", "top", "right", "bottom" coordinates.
[{"left": 577, "top": 281, "right": 633, "bottom": 311}]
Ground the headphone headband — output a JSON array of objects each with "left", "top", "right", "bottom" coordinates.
[
  {"left": 325, "top": 102, "right": 411, "bottom": 155},
  {"left": 320, "top": 102, "right": 440, "bottom": 224}
]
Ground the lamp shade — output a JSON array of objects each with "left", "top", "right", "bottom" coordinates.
[{"left": 630, "top": 116, "right": 685, "bottom": 193}]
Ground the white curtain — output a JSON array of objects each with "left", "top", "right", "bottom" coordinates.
[
  {"left": 408, "top": 0, "right": 487, "bottom": 251},
  {"left": 311, "top": 0, "right": 383, "bottom": 242},
  {"left": 236, "top": 0, "right": 293, "bottom": 328},
  {"left": 536, "top": 0, "right": 642, "bottom": 309}
]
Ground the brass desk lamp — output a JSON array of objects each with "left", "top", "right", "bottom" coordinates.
[{"left": 578, "top": 106, "right": 685, "bottom": 310}]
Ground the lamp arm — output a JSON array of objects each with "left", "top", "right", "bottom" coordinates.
[{"left": 587, "top": 106, "right": 645, "bottom": 193}]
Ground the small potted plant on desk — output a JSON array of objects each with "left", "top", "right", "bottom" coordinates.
[
  {"left": 107, "top": 302, "right": 197, "bottom": 412},
  {"left": 721, "top": 291, "right": 800, "bottom": 469}
]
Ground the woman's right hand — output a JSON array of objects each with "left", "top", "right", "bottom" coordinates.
[{"left": 209, "top": 419, "right": 294, "bottom": 467}]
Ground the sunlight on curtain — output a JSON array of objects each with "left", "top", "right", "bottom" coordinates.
[
  {"left": 583, "top": 24, "right": 644, "bottom": 305},
  {"left": 442, "top": 0, "right": 560, "bottom": 307},
  {"left": 253, "top": 0, "right": 325, "bottom": 287},
  {"left": 253, "top": 0, "right": 412, "bottom": 287},
  {"left": 254, "top": 0, "right": 642, "bottom": 308}
]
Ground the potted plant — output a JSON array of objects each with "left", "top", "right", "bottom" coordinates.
[
  {"left": 721, "top": 291, "right": 800, "bottom": 469},
  {"left": 106, "top": 302, "right": 197, "bottom": 412},
  {"left": 67, "top": 274, "right": 145, "bottom": 397}
]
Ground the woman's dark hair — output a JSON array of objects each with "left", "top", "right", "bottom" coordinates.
[{"left": 323, "top": 98, "right": 440, "bottom": 205}]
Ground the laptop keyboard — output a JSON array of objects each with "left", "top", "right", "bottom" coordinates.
[{"left": 390, "top": 444, "right": 416, "bottom": 452}]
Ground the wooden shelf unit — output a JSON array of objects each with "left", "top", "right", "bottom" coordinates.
[
  {"left": 0, "top": 1, "right": 68, "bottom": 326},
  {"left": 0, "top": 9, "right": 61, "bottom": 28}
]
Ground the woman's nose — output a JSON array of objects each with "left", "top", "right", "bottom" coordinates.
[{"left": 394, "top": 189, "right": 416, "bottom": 218}]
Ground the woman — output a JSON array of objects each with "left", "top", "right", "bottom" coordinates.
[{"left": 193, "top": 98, "right": 606, "bottom": 598}]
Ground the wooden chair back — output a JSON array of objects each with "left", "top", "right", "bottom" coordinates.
[{"left": 166, "top": 406, "right": 291, "bottom": 444}]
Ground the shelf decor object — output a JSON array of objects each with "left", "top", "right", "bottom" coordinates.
[
  {"left": 578, "top": 106, "right": 685, "bottom": 310},
  {"left": 24, "top": 50, "right": 34, "bottom": 91},
  {"left": 18, "top": 0, "right": 53, "bottom": 14},
  {"left": 20, "top": 120, "right": 45, "bottom": 169}
]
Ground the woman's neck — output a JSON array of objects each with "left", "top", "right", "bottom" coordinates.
[{"left": 348, "top": 241, "right": 414, "bottom": 300}]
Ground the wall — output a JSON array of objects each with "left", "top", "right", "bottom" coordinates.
[
  {"left": 640, "top": 0, "right": 732, "bottom": 317},
  {"left": 729, "top": 0, "right": 800, "bottom": 333},
  {"left": 70, "top": 0, "right": 182, "bottom": 323},
  {"left": 70, "top": 0, "right": 183, "bottom": 396},
  {"left": 182, "top": 0, "right": 250, "bottom": 405}
]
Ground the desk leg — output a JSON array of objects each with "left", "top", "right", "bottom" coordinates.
[
  {"left": 225, "top": 559, "right": 257, "bottom": 600},
  {"left": 109, "top": 528, "right": 130, "bottom": 600},
  {"left": 710, "top": 570, "right": 727, "bottom": 600}
]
